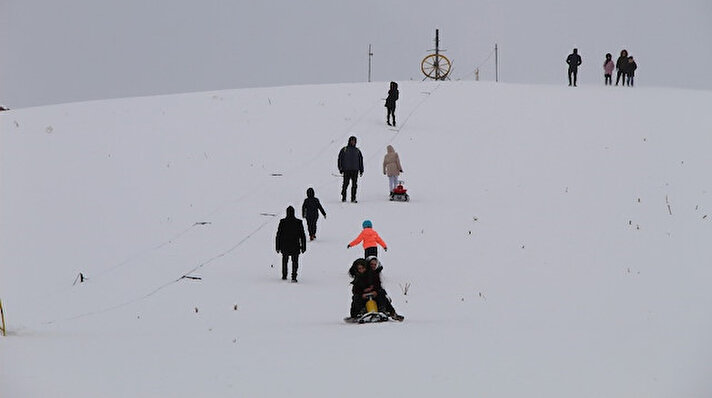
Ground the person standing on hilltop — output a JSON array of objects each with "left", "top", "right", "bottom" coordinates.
[
  {"left": 626, "top": 56, "right": 638, "bottom": 87},
  {"left": 566, "top": 48, "right": 582, "bottom": 87},
  {"left": 615, "top": 49, "right": 629, "bottom": 86},
  {"left": 337, "top": 135, "right": 364, "bottom": 203},
  {"left": 603, "top": 53, "right": 615, "bottom": 85}
]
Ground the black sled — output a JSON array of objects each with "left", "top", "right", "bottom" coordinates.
[{"left": 343, "top": 293, "right": 404, "bottom": 324}]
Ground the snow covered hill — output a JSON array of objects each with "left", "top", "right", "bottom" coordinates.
[{"left": 1, "top": 81, "right": 711, "bottom": 397}]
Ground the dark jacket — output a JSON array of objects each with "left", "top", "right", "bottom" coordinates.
[
  {"left": 616, "top": 55, "right": 628, "bottom": 72},
  {"left": 385, "top": 85, "right": 399, "bottom": 109},
  {"left": 338, "top": 139, "right": 364, "bottom": 173},
  {"left": 275, "top": 206, "right": 306, "bottom": 255},
  {"left": 349, "top": 259, "right": 378, "bottom": 294},
  {"left": 350, "top": 268, "right": 380, "bottom": 296},
  {"left": 302, "top": 188, "right": 326, "bottom": 220},
  {"left": 626, "top": 60, "right": 637, "bottom": 76},
  {"left": 566, "top": 52, "right": 582, "bottom": 69}
]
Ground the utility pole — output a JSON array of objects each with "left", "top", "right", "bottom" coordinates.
[
  {"left": 368, "top": 44, "right": 373, "bottom": 82},
  {"left": 495, "top": 43, "right": 499, "bottom": 82}
]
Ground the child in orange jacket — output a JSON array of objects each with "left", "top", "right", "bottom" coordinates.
[{"left": 347, "top": 220, "right": 388, "bottom": 258}]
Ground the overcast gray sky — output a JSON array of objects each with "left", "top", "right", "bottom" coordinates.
[{"left": 2, "top": 0, "right": 711, "bottom": 108}]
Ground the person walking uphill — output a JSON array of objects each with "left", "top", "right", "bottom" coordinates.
[
  {"left": 337, "top": 136, "right": 364, "bottom": 203},
  {"left": 302, "top": 187, "right": 326, "bottom": 241},
  {"left": 566, "top": 48, "right": 582, "bottom": 86},
  {"left": 275, "top": 206, "right": 307, "bottom": 282},
  {"left": 382, "top": 145, "right": 403, "bottom": 198},
  {"left": 385, "top": 81, "right": 399, "bottom": 127},
  {"left": 347, "top": 220, "right": 387, "bottom": 258}
]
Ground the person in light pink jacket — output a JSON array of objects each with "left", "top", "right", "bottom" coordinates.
[
  {"left": 603, "top": 53, "right": 615, "bottom": 85},
  {"left": 382, "top": 145, "right": 403, "bottom": 197}
]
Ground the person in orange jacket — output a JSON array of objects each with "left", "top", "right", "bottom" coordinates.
[{"left": 347, "top": 220, "right": 387, "bottom": 258}]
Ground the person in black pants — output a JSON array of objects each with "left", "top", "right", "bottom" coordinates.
[
  {"left": 385, "top": 81, "right": 399, "bottom": 126},
  {"left": 337, "top": 136, "right": 364, "bottom": 203},
  {"left": 275, "top": 206, "right": 306, "bottom": 282},
  {"left": 615, "top": 49, "right": 629, "bottom": 86},
  {"left": 626, "top": 56, "right": 637, "bottom": 87},
  {"left": 566, "top": 48, "right": 582, "bottom": 86},
  {"left": 348, "top": 258, "right": 378, "bottom": 318},
  {"left": 366, "top": 256, "right": 403, "bottom": 320},
  {"left": 301, "top": 187, "right": 326, "bottom": 241}
]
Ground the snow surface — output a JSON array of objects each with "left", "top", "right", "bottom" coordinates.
[{"left": 1, "top": 81, "right": 712, "bottom": 397}]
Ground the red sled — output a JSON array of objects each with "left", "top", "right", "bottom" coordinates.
[{"left": 390, "top": 181, "right": 410, "bottom": 202}]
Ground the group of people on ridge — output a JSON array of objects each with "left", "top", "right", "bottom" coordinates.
[
  {"left": 604, "top": 49, "right": 638, "bottom": 86},
  {"left": 275, "top": 82, "right": 404, "bottom": 320},
  {"left": 566, "top": 48, "right": 638, "bottom": 87}
]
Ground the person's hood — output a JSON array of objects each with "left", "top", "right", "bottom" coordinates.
[
  {"left": 286, "top": 206, "right": 295, "bottom": 218},
  {"left": 386, "top": 145, "right": 395, "bottom": 153},
  {"left": 306, "top": 187, "right": 315, "bottom": 198}
]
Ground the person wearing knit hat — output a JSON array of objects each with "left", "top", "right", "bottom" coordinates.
[{"left": 347, "top": 220, "right": 387, "bottom": 258}]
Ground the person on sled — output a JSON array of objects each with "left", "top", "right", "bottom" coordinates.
[
  {"left": 348, "top": 258, "right": 377, "bottom": 319},
  {"left": 365, "top": 255, "right": 403, "bottom": 320}
]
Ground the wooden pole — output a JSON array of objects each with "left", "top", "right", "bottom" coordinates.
[
  {"left": 495, "top": 43, "right": 499, "bottom": 82},
  {"left": 368, "top": 44, "right": 373, "bottom": 82},
  {"left": 0, "top": 299, "right": 6, "bottom": 336}
]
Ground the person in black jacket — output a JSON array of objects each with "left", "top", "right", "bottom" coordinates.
[
  {"left": 301, "top": 187, "right": 326, "bottom": 241},
  {"left": 626, "top": 56, "right": 638, "bottom": 87},
  {"left": 275, "top": 206, "right": 307, "bottom": 282},
  {"left": 337, "top": 136, "right": 364, "bottom": 203},
  {"left": 348, "top": 258, "right": 377, "bottom": 318},
  {"left": 566, "top": 48, "right": 582, "bottom": 87},
  {"left": 615, "top": 49, "right": 629, "bottom": 86},
  {"left": 366, "top": 256, "right": 403, "bottom": 320},
  {"left": 385, "top": 81, "right": 399, "bottom": 126}
]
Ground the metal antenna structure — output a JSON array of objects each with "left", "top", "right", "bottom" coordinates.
[{"left": 421, "top": 29, "right": 452, "bottom": 80}]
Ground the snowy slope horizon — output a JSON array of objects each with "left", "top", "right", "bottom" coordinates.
[{"left": 1, "top": 81, "right": 712, "bottom": 397}]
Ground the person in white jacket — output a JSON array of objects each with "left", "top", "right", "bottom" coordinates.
[{"left": 382, "top": 145, "right": 403, "bottom": 198}]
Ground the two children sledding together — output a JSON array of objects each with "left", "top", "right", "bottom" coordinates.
[{"left": 345, "top": 220, "right": 403, "bottom": 322}]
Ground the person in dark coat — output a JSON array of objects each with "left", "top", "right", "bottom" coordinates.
[
  {"left": 626, "top": 56, "right": 638, "bottom": 87},
  {"left": 348, "top": 258, "right": 378, "bottom": 318},
  {"left": 615, "top": 49, "right": 629, "bottom": 86},
  {"left": 566, "top": 48, "right": 582, "bottom": 87},
  {"left": 366, "top": 256, "right": 402, "bottom": 320},
  {"left": 337, "top": 135, "right": 364, "bottom": 203},
  {"left": 301, "top": 187, "right": 326, "bottom": 241},
  {"left": 385, "top": 81, "right": 399, "bottom": 126},
  {"left": 275, "top": 206, "right": 307, "bottom": 282}
]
